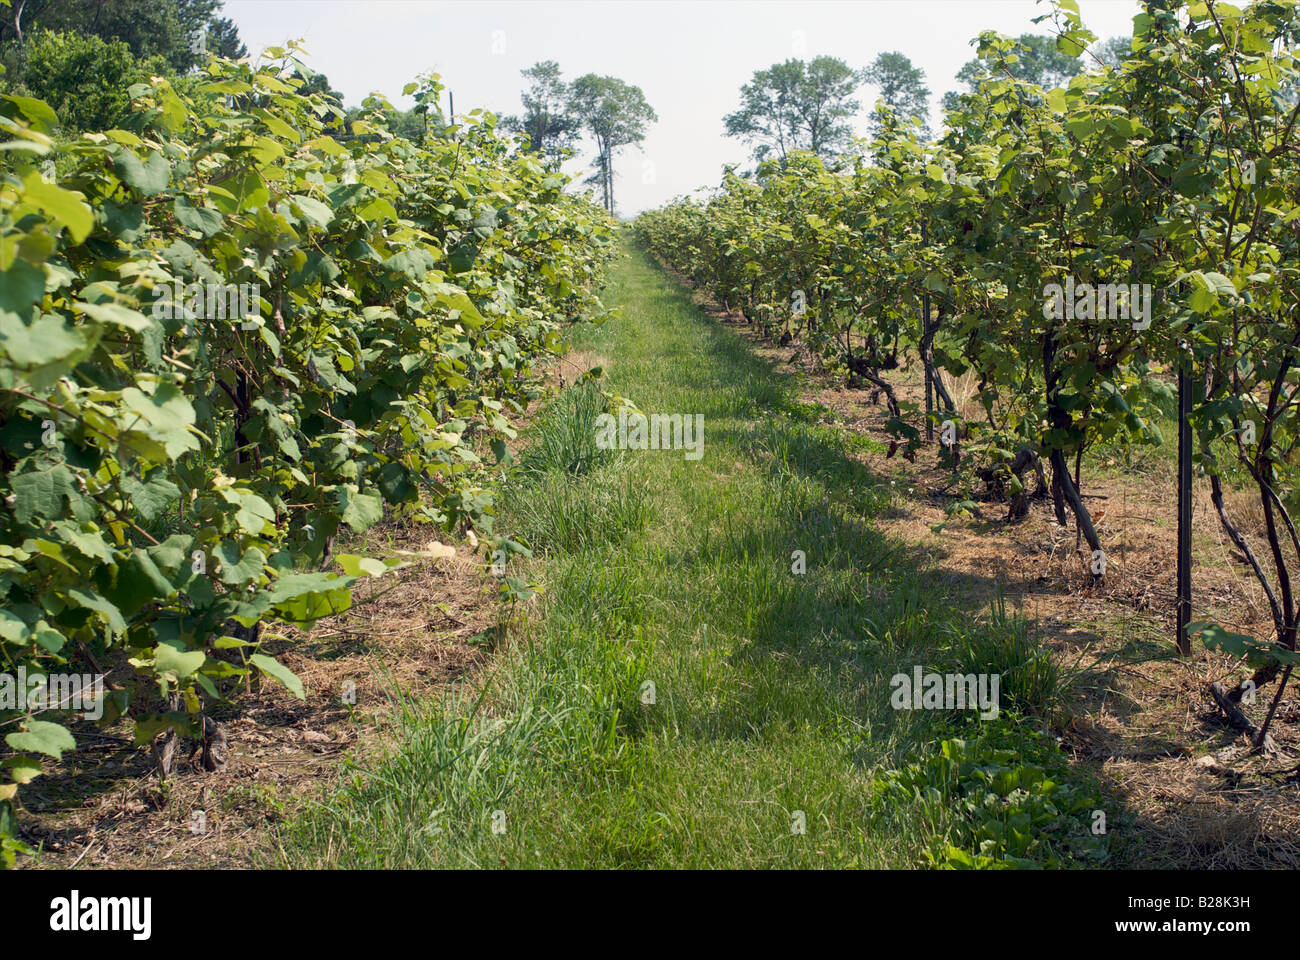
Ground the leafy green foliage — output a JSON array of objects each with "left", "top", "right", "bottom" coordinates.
[
  {"left": 502, "top": 61, "right": 581, "bottom": 169},
  {"left": 862, "top": 52, "right": 931, "bottom": 140},
  {"left": 873, "top": 720, "right": 1109, "bottom": 868},
  {"left": 638, "top": 0, "right": 1300, "bottom": 675},
  {"left": 945, "top": 32, "right": 1084, "bottom": 113},
  {"left": 0, "top": 45, "right": 616, "bottom": 858},
  {"left": 0, "top": 0, "right": 246, "bottom": 75},
  {"left": 1188, "top": 622, "right": 1300, "bottom": 668},
  {"left": 567, "top": 73, "right": 657, "bottom": 215},
  {"left": 5, "top": 30, "right": 170, "bottom": 135}
]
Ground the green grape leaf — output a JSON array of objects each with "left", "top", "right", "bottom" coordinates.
[
  {"left": 249, "top": 653, "right": 305, "bottom": 700},
  {"left": 6, "top": 720, "right": 75, "bottom": 760}
]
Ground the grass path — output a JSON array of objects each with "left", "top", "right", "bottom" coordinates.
[{"left": 277, "top": 239, "right": 1105, "bottom": 869}]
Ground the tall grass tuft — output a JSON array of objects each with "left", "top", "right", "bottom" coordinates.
[
  {"left": 943, "top": 592, "right": 1061, "bottom": 721},
  {"left": 515, "top": 381, "right": 614, "bottom": 480}
]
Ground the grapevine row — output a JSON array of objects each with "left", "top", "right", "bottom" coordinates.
[
  {"left": 635, "top": 0, "right": 1300, "bottom": 741},
  {"left": 0, "top": 45, "right": 615, "bottom": 861}
]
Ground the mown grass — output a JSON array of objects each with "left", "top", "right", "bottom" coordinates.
[{"left": 273, "top": 238, "right": 1111, "bottom": 869}]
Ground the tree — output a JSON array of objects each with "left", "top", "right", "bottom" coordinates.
[
  {"left": 0, "top": 0, "right": 245, "bottom": 74},
  {"left": 723, "top": 56, "right": 859, "bottom": 165},
  {"left": 203, "top": 14, "right": 243, "bottom": 60},
  {"left": 296, "top": 70, "right": 344, "bottom": 105},
  {"left": 177, "top": 0, "right": 245, "bottom": 64},
  {"left": 9, "top": 29, "right": 170, "bottom": 133},
  {"left": 503, "top": 60, "right": 579, "bottom": 168},
  {"left": 568, "top": 73, "right": 656, "bottom": 216},
  {"left": 993, "top": 33, "right": 1082, "bottom": 87},
  {"left": 862, "top": 51, "right": 931, "bottom": 140},
  {"left": 942, "top": 33, "right": 1083, "bottom": 113}
]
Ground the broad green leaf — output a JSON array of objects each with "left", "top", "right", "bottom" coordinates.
[
  {"left": 249, "top": 653, "right": 305, "bottom": 699},
  {"left": 339, "top": 487, "right": 383, "bottom": 531},
  {"left": 0, "top": 260, "right": 45, "bottom": 314},
  {"left": 2, "top": 756, "right": 44, "bottom": 784},
  {"left": 3, "top": 94, "right": 59, "bottom": 133},
  {"left": 6, "top": 720, "right": 75, "bottom": 760},
  {"left": 107, "top": 550, "right": 176, "bottom": 616},
  {"left": 0, "top": 611, "right": 28, "bottom": 642},
  {"left": 11, "top": 463, "right": 76, "bottom": 524},
  {"left": 217, "top": 487, "right": 276, "bottom": 535},
  {"left": 289, "top": 194, "right": 334, "bottom": 229},
  {"left": 335, "top": 553, "right": 389, "bottom": 577},
  {"left": 120, "top": 472, "right": 181, "bottom": 522},
  {"left": 75, "top": 301, "right": 152, "bottom": 332},
  {"left": 0, "top": 310, "right": 96, "bottom": 381},
  {"left": 114, "top": 149, "right": 171, "bottom": 196},
  {"left": 120, "top": 383, "right": 200, "bottom": 458},
  {"left": 66, "top": 588, "right": 126, "bottom": 636},
  {"left": 22, "top": 174, "right": 93, "bottom": 243},
  {"left": 214, "top": 541, "right": 267, "bottom": 585},
  {"left": 173, "top": 198, "right": 225, "bottom": 237},
  {"left": 153, "top": 639, "right": 206, "bottom": 679},
  {"left": 267, "top": 572, "right": 354, "bottom": 624}
]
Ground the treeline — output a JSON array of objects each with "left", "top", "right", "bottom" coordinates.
[
  {"left": 0, "top": 0, "right": 436, "bottom": 141},
  {"left": 501, "top": 61, "right": 655, "bottom": 216},
  {"left": 720, "top": 31, "right": 1127, "bottom": 168},
  {"left": 0, "top": 0, "right": 245, "bottom": 65},
  {"left": 0, "top": 44, "right": 616, "bottom": 864},
  {"left": 636, "top": 0, "right": 1300, "bottom": 744},
  {"left": 0, "top": 0, "right": 245, "bottom": 134}
]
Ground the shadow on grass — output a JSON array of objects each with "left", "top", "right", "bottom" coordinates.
[{"left": 636, "top": 248, "right": 1153, "bottom": 862}]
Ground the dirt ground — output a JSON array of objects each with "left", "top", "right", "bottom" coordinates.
[
  {"left": 15, "top": 528, "right": 496, "bottom": 870},
  {"left": 673, "top": 268, "right": 1300, "bottom": 869},
  {"left": 13, "top": 346, "right": 599, "bottom": 871}
]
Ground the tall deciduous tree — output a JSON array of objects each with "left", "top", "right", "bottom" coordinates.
[
  {"left": 177, "top": 0, "right": 245, "bottom": 65},
  {"left": 723, "top": 56, "right": 860, "bottom": 165},
  {"left": 10, "top": 29, "right": 170, "bottom": 133},
  {"left": 503, "top": 60, "right": 579, "bottom": 168},
  {"left": 0, "top": 0, "right": 245, "bottom": 74},
  {"left": 862, "top": 51, "right": 931, "bottom": 140},
  {"left": 942, "top": 33, "right": 1082, "bottom": 113},
  {"left": 568, "top": 73, "right": 656, "bottom": 216}
]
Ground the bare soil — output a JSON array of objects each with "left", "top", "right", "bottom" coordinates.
[{"left": 16, "top": 529, "right": 495, "bottom": 870}]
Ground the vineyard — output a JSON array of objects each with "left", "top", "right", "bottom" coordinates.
[
  {"left": 1, "top": 0, "right": 1299, "bottom": 883},
  {"left": 636, "top": 0, "right": 1300, "bottom": 750},
  {"left": 0, "top": 43, "right": 616, "bottom": 865}
]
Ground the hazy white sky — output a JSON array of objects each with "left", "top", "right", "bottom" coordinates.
[{"left": 223, "top": 0, "right": 1145, "bottom": 215}]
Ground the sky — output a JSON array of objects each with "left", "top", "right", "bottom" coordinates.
[{"left": 222, "top": 0, "right": 1147, "bottom": 216}]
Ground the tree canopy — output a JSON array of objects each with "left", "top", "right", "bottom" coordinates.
[
  {"left": 1, "top": 0, "right": 246, "bottom": 73},
  {"left": 942, "top": 32, "right": 1082, "bottom": 113},
  {"left": 7, "top": 28, "right": 170, "bottom": 133},
  {"left": 503, "top": 60, "right": 581, "bottom": 168},
  {"left": 862, "top": 51, "right": 931, "bottom": 140},
  {"left": 723, "top": 56, "right": 860, "bottom": 165},
  {"left": 568, "top": 73, "right": 657, "bottom": 215}
]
